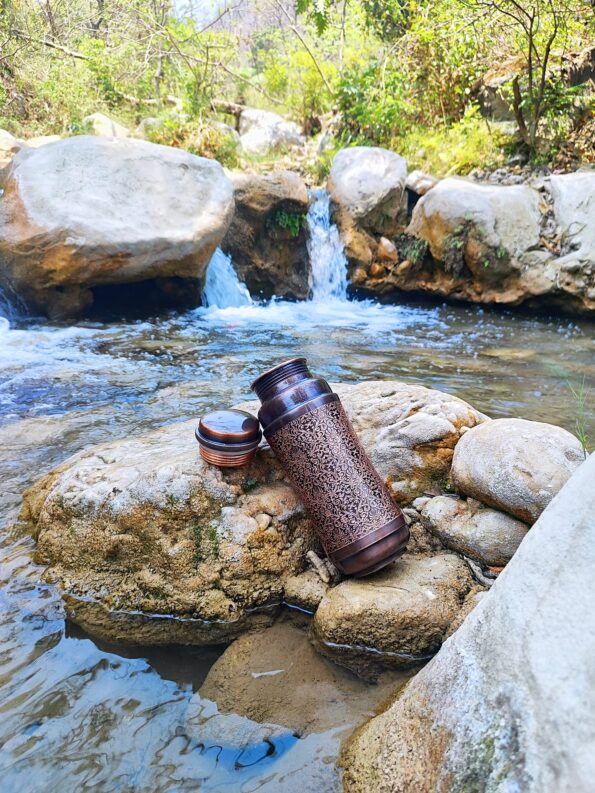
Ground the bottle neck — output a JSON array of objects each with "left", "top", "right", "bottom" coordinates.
[{"left": 251, "top": 358, "right": 311, "bottom": 402}]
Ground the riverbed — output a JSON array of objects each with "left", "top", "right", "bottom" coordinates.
[{"left": 1, "top": 291, "right": 593, "bottom": 791}]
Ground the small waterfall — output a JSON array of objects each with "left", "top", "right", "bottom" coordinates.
[
  {"left": 202, "top": 248, "right": 253, "bottom": 309},
  {"left": 306, "top": 190, "right": 348, "bottom": 302},
  {"left": 0, "top": 285, "right": 27, "bottom": 327}
]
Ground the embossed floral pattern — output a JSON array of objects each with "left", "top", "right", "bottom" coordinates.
[{"left": 269, "top": 401, "right": 401, "bottom": 553}]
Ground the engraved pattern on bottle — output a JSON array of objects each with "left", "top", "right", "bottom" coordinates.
[{"left": 268, "top": 400, "right": 401, "bottom": 553}]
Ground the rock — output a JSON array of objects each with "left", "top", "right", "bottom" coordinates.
[
  {"left": 548, "top": 170, "right": 595, "bottom": 312},
  {"left": 405, "top": 170, "right": 439, "bottom": 196},
  {"left": 342, "top": 453, "right": 595, "bottom": 793},
  {"left": 283, "top": 569, "right": 329, "bottom": 613},
  {"left": 311, "top": 553, "right": 474, "bottom": 679},
  {"left": 25, "top": 134, "right": 61, "bottom": 148},
  {"left": 328, "top": 146, "right": 408, "bottom": 236},
  {"left": 0, "top": 129, "right": 25, "bottom": 178},
  {"left": 200, "top": 621, "right": 410, "bottom": 735},
  {"left": 22, "top": 381, "right": 485, "bottom": 644},
  {"left": 421, "top": 495, "right": 529, "bottom": 566},
  {"left": 83, "top": 112, "right": 129, "bottom": 138},
  {"left": 409, "top": 177, "right": 541, "bottom": 275},
  {"left": 238, "top": 108, "right": 304, "bottom": 156},
  {"left": 21, "top": 418, "right": 318, "bottom": 645},
  {"left": 377, "top": 236, "right": 398, "bottom": 263},
  {"left": 451, "top": 418, "right": 584, "bottom": 523},
  {"left": 0, "top": 136, "right": 234, "bottom": 317},
  {"left": 444, "top": 585, "right": 487, "bottom": 637},
  {"left": 241, "top": 380, "right": 488, "bottom": 504},
  {"left": 221, "top": 170, "right": 310, "bottom": 300}
]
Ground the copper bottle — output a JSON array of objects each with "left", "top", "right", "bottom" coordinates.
[{"left": 251, "top": 358, "right": 409, "bottom": 577}]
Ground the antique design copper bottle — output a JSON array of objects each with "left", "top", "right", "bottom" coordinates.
[{"left": 251, "top": 358, "right": 409, "bottom": 577}]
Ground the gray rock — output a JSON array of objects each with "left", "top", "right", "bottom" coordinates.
[
  {"left": 421, "top": 495, "right": 529, "bottom": 565},
  {"left": 328, "top": 146, "right": 408, "bottom": 235},
  {"left": 451, "top": 418, "right": 584, "bottom": 523},
  {"left": 550, "top": 169, "right": 595, "bottom": 263},
  {"left": 342, "top": 452, "right": 595, "bottom": 793},
  {"left": 238, "top": 108, "right": 304, "bottom": 155},
  {"left": 311, "top": 553, "right": 474, "bottom": 679},
  {"left": 83, "top": 111, "right": 129, "bottom": 138},
  {"left": 405, "top": 169, "right": 439, "bottom": 196},
  {"left": 0, "top": 136, "right": 234, "bottom": 317}
]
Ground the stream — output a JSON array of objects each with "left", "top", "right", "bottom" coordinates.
[{"left": 0, "top": 192, "right": 594, "bottom": 792}]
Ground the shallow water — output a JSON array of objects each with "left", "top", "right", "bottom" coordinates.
[{"left": 1, "top": 288, "right": 594, "bottom": 792}]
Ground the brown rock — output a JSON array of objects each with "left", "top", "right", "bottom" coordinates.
[
  {"left": 377, "top": 236, "right": 399, "bottom": 262},
  {"left": 221, "top": 170, "right": 310, "bottom": 300}
]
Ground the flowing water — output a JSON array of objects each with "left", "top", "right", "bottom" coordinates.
[{"left": 1, "top": 191, "right": 594, "bottom": 792}]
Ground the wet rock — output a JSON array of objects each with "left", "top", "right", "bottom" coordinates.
[
  {"left": 342, "top": 454, "right": 595, "bottom": 793},
  {"left": 201, "top": 621, "right": 410, "bottom": 735},
  {"left": 83, "top": 112, "right": 129, "bottom": 138},
  {"left": 221, "top": 170, "right": 310, "bottom": 300},
  {"left": 238, "top": 108, "right": 304, "bottom": 155},
  {"left": 451, "top": 418, "right": 584, "bottom": 523},
  {"left": 0, "top": 136, "right": 234, "bottom": 317},
  {"left": 311, "top": 553, "right": 474, "bottom": 679},
  {"left": 421, "top": 495, "right": 529, "bottom": 566}
]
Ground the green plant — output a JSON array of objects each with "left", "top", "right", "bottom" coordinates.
[
  {"left": 568, "top": 378, "right": 592, "bottom": 458},
  {"left": 397, "top": 235, "right": 428, "bottom": 265},
  {"left": 267, "top": 209, "right": 307, "bottom": 238}
]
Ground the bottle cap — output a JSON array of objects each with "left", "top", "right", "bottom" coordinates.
[{"left": 195, "top": 409, "right": 262, "bottom": 467}]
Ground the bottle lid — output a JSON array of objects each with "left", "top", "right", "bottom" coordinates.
[{"left": 195, "top": 409, "right": 262, "bottom": 467}]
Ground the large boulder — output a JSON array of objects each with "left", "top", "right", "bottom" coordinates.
[
  {"left": 21, "top": 381, "right": 484, "bottom": 644},
  {"left": 549, "top": 170, "right": 595, "bottom": 311},
  {"left": 451, "top": 418, "right": 584, "bottom": 523},
  {"left": 328, "top": 147, "right": 408, "bottom": 235},
  {"left": 342, "top": 453, "right": 595, "bottom": 793},
  {"left": 0, "top": 136, "right": 234, "bottom": 317},
  {"left": 421, "top": 495, "right": 529, "bottom": 566},
  {"left": 83, "top": 112, "right": 129, "bottom": 138},
  {"left": 360, "top": 173, "right": 595, "bottom": 315},
  {"left": 21, "top": 418, "right": 317, "bottom": 645},
  {"left": 221, "top": 170, "right": 310, "bottom": 300},
  {"left": 238, "top": 108, "right": 304, "bottom": 156},
  {"left": 311, "top": 553, "right": 474, "bottom": 679}
]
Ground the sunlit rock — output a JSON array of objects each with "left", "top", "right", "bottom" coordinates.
[
  {"left": 83, "top": 111, "right": 129, "bottom": 138},
  {"left": 238, "top": 108, "right": 304, "bottom": 155},
  {"left": 0, "top": 136, "right": 234, "bottom": 317}
]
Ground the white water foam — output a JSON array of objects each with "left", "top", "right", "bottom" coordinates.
[
  {"left": 307, "top": 189, "right": 348, "bottom": 302},
  {"left": 202, "top": 248, "right": 252, "bottom": 309}
]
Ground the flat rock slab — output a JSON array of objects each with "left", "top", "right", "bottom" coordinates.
[
  {"left": 421, "top": 495, "right": 529, "bottom": 566},
  {"left": 452, "top": 417, "right": 584, "bottom": 522},
  {"left": 311, "top": 553, "right": 474, "bottom": 679}
]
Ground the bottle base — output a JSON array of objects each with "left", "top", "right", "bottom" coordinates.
[{"left": 330, "top": 515, "right": 410, "bottom": 578}]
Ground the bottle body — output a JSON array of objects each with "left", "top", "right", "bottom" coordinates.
[{"left": 252, "top": 358, "right": 409, "bottom": 577}]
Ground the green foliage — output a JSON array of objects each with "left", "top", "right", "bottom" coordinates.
[
  {"left": 267, "top": 210, "right": 307, "bottom": 237},
  {"left": 568, "top": 378, "right": 592, "bottom": 458},
  {"left": 397, "top": 236, "right": 428, "bottom": 265}
]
